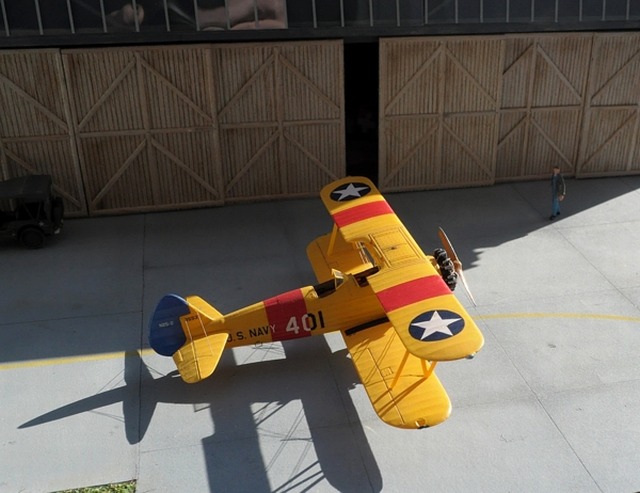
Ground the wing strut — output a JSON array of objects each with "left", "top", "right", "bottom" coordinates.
[
  {"left": 421, "top": 360, "right": 438, "bottom": 379},
  {"left": 390, "top": 351, "right": 410, "bottom": 389},
  {"left": 390, "top": 350, "right": 438, "bottom": 389},
  {"left": 327, "top": 224, "right": 339, "bottom": 256}
]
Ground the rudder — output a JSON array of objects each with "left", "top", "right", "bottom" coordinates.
[
  {"left": 149, "top": 294, "right": 225, "bottom": 356},
  {"left": 149, "top": 294, "right": 228, "bottom": 383},
  {"left": 149, "top": 294, "right": 190, "bottom": 357}
]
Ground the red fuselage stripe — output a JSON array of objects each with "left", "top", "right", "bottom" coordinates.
[
  {"left": 264, "top": 289, "right": 310, "bottom": 341},
  {"left": 332, "top": 200, "right": 394, "bottom": 228},
  {"left": 376, "top": 276, "right": 451, "bottom": 312}
]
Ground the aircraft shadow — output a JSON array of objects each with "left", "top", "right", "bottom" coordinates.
[{"left": 20, "top": 338, "right": 383, "bottom": 493}]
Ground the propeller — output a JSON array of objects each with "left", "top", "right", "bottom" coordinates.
[{"left": 438, "top": 227, "right": 477, "bottom": 307}]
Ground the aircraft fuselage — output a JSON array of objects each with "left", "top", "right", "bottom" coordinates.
[{"left": 222, "top": 272, "right": 384, "bottom": 347}]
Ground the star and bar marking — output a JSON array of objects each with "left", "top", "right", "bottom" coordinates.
[
  {"left": 330, "top": 181, "right": 395, "bottom": 228},
  {"left": 330, "top": 182, "right": 371, "bottom": 202},
  {"left": 409, "top": 310, "right": 465, "bottom": 342}
]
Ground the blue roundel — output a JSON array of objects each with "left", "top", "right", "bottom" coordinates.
[
  {"left": 409, "top": 310, "right": 465, "bottom": 342},
  {"left": 330, "top": 182, "right": 371, "bottom": 202}
]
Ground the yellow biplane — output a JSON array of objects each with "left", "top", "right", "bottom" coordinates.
[{"left": 149, "top": 177, "right": 483, "bottom": 429}]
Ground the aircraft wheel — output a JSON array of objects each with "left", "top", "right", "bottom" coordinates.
[
  {"left": 19, "top": 227, "right": 45, "bottom": 249},
  {"left": 433, "top": 248, "right": 457, "bottom": 291}
]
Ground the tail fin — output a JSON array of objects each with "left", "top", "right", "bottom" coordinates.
[{"left": 149, "top": 294, "right": 228, "bottom": 383}]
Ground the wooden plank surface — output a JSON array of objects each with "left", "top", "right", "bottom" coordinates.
[{"left": 0, "top": 49, "right": 86, "bottom": 216}]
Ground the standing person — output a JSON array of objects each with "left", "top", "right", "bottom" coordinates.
[{"left": 550, "top": 165, "right": 566, "bottom": 220}]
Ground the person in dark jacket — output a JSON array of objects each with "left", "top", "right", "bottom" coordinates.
[{"left": 550, "top": 165, "right": 566, "bottom": 220}]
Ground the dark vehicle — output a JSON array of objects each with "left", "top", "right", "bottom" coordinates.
[{"left": 0, "top": 175, "right": 64, "bottom": 248}]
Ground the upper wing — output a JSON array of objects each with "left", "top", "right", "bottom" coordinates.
[
  {"left": 342, "top": 321, "right": 451, "bottom": 429},
  {"left": 319, "top": 176, "right": 483, "bottom": 361},
  {"left": 367, "top": 261, "right": 483, "bottom": 361},
  {"left": 320, "top": 176, "right": 402, "bottom": 243}
]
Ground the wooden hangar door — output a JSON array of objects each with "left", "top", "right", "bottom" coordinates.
[
  {"left": 378, "top": 37, "right": 503, "bottom": 192},
  {"left": 0, "top": 49, "right": 86, "bottom": 216},
  {"left": 211, "top": 41, "right": 345, "bottom": 201},
  {"left": 62, "top": 45, "right": 222, "bottom": 215},
  {"left": 578, "top": 33, "right": 640, "bottom": 177},
  {"left": 497, "top": 34, "right": 592, "bottom": 181}
]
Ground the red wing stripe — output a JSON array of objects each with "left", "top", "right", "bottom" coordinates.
[
  {"left": 376, "top": 276, "right": 451, "bottom": 313},
  {"left": 332, "top": 200, "right": 394, "bottom": 228},
  {"left": 264, "top": 289, "right": 310, "bottom": 342}
]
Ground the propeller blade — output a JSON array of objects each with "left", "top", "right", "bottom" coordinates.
[
  {"left": 438, "top": 227, "right": 477, "bottom": 306},
  {"left": 438, "top": 227, "right": 459, "bottom": 264},
  {"left": 455, "top": 267, "right": 477, "bottom": 307}
]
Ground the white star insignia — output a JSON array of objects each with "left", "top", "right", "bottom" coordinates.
[
  {"left": 411, "top": 311, "right": 462, "bottom": 340},
  {"left": 333, "top": 183, "right": 369, "bottom": 201}
]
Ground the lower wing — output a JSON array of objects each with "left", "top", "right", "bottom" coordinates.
[{"left": 342, "top": 322, "right": 451, "bottom": 429}]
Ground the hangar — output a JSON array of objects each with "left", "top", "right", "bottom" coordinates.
[{"left": 1, "top": 0, "right": 640, "bottom": 216}]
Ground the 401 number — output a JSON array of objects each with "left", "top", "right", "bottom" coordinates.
[{"left": 285, "top": 311, "right": 326, "bottom": 335}]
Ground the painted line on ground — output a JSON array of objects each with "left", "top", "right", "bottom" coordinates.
[
  {"left": 477, "top": 312, "right": 640, "bottom": 323},
  {"left": 1, "top": 312, "right": 639, "bottom": 371},
  {"left": 0, "top": 348, "right": 155, "bottom": 371}
]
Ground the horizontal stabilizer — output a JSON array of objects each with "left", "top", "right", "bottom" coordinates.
[
  {"left": 173, "top": 333, "right": 229, "bottom": 383},
  {"left": 149, "top": 294, "right": 225, "bottom": 356},
  {"left": 149, "top": 294, "right": 228, "bottom": 383}
]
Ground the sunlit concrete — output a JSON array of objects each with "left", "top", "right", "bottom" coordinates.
[{"left": 2, "top": 176, "right": 640, "bottom": 492}]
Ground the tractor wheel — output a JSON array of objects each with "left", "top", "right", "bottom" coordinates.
[
  {"left": 19, "top": 227, "right": 45, "bottom": 249},
  {"left": 51, "top": 197, "right": 64, "bottom": 226}
]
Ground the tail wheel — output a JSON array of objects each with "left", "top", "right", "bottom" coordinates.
[{"left": 433, "top": 248, "right": 458, "bottom": 291}]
